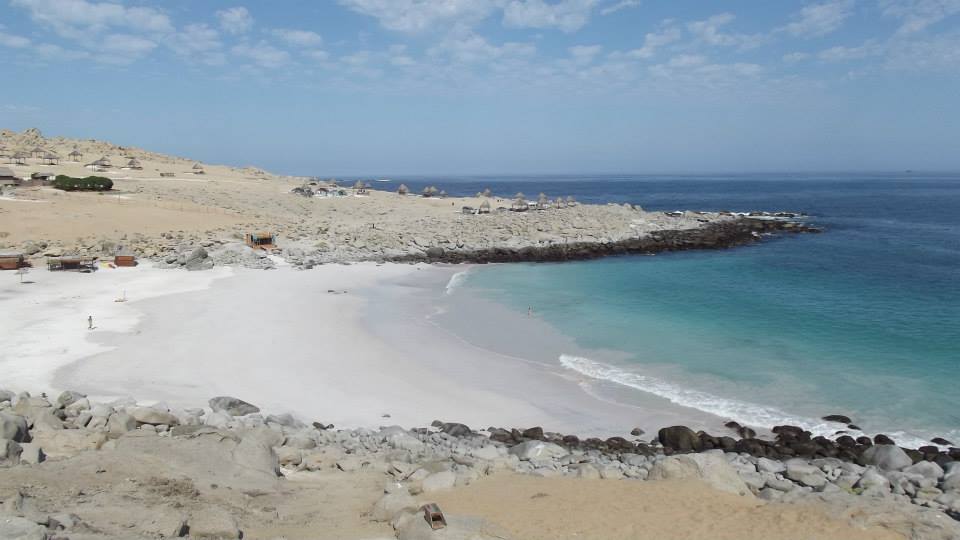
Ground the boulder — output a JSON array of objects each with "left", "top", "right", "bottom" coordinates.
[
  {"left": 370, "top": 492, "right": 417, "bottom": 522},
  {"left": 283, "top": 434, "right": 317, "bottom": 450},
  {"left": 440, "top": 423, "right": 471, "bottom": 437},
  {"left": 862, "top": 445, "right": 913, "bottom": 471},
  {"left": 208, "top": 396, "right": 260, "bottom": 416},
  {"left": 469, "top": 446, "right": 501, "bottom": 461},
  {"left": 941, "top": 471, "right": 960, "bottom": 492},
  {"left": 507, "top": 440, "right": 567, "bottom": 461},
  {"left": 657, "top": 426, "right": 701, "bottom": 452},
  {"left": 573, "top": 463, "right": 601, "bottom": 479},
  {"left": 903, "top": 460, "right": 944, "bottom": 480},
  {"left": 107, "top": 411, "right": 137, "bottom": 434},
  {"left": 29, "top": 430, "right": 107, "bottom": 458},
  {"left": 129, "top": 407, "right": 180, "bottom": 426},
  {"left": 18, "top": 443, "right": 45, "bottom": 465},
  {"left": 822, "top": 414, "right": 852, "bottom": 424},
  {"left": 265, "top": 413, "right": 304, "bottom": 429},
  {"left": 275, "top": 446, "right": 302, "bottom": 467},
  {"left": 0, "top": 389, "right": 15, "bottom": 403},
  {"left": 0, "top": 412, "right": 30, "bottom": 442},
  {"left": 421, "top": 471, "right": 457, "bottom": 493},
  {"left": 56, "top": 390, "right": 86, "bottom": 408},
  {"left": 856, "top": 468, "right": 891, "bottom": 491},
  {"left": 0, "top": 515, "right": 47, "bottom": 540},
  {"left": 1, "top": 439, "right": 23, "bottom": 464},
  {"left": 648, "top": 454, "right": 752, "bottom": 497},
  {"left": 784, "top": 459, "right": 828, "bottom": 488},
  {"left": 231, "top": 429, "right": 280, "bottom": 478},
  {"left": 757, "top": 457, "right": 786, "bottom": 474}
]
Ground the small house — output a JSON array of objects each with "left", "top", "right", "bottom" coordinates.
[
  {"left": 68, "top": 149, "right": 83, "bottom": 162},
  {"left": 0, "top": 253, "right": 26, "bottom": 270},
  {"left": 245, "top": 232, "right": 275, "bottom": 250},
  {"left": 114, "top": 251, "right": 137, "bottom": 267},
  {"left": 48, "top": 256, "right": 97, "bottom": 272}
]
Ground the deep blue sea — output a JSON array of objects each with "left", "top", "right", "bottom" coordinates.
[{"left": 380, "top": 174, "right": 960, "bottom": 446}]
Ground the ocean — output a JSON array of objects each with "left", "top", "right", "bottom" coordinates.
[{"left": 387, "top": 173, "right": 960, "bottom": 448}]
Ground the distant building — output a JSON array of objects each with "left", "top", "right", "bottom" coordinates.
[{"left": 0, "top": 166, "right": 17, "bottom": 186}]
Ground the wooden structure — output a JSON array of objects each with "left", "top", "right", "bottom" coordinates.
[
  {"left": 479, "top": 199, "right": 491, "bottom": 214},
  {"left": 12, "top": 152, "right": 28, "bottom": 165},
  {"left": 123, "top": 158, "right": 142, "bottom": 170},
  {"left": 0, "top": 253, "right": 27, "bottom": 270},
  {"left": 68, "top": 149, "right": 83, "bottom": 162},
  {"left": 245, "top": 232, "right": 276, "bottom": 250},
  {"left": 397, "top": 183, "right": 409, "bottom": 195},
  {"left": 31, "top": 147, "right": 46, "bottom": 159},
  {"left": 421, "top": 504, "right": 447, "bottom": 530},
  {"left": 114, "top": 253, "right": 137, "bottom": 267},
  {"left": 42, "top": 152, "right": 60, "bottom": 165},
  {"left": 511, "top": 192, "right": 529, "bottom": 212},
  {"left": 192, "top": 163, "right": 205, "bottom": 174},
  {"left": 159, "top": 172, "right": 175, "bottom": 177},
  {"left": 353, "top": 180, "right": 367, "bottom": 195},
  {"left": 47, "top": 256, "right": 97, "bottom": 272}
]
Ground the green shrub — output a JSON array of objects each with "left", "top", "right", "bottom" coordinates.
[{"left": 53, "top": 175, "right": 113, "bottom": 192}]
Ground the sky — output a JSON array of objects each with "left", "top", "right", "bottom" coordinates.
[{"left": 1, "top": 0, "right": 958, "bottom": 176}]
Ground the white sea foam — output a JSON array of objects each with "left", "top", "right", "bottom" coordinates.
[
  {"left": 559, "top": 353, "right": 941, "bottom": 449},
  {"left": 444, "top": 268, "right": 471, "bottom": 295}
]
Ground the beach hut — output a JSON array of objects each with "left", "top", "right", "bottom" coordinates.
[
  {"left": 47, "top": 256, "right": 97, "bottom": 272},
  {"left": 114, "top": 249, "right": 137, "bottom": 267},
  {"left": 479, "top": 199, "right": 491, "bottom": 214},
  {"left": 353, "top": 180, "right": 368, "bottom": 195},
  {"left": 554, "top": 197, "right": 565, "bottom": 209},
  {"left": 566, "top": 195, "right": 576, "bottom": 206},
  {"left": 422, "top": 186, "right": 439, "bottom": 198},
  {"left": 192, "top": 163, "right": 205, "bottom": 174},
  {"left": 42, "top": 152, "right": 60, "bottom": 165},
  {"left": 397, "top": 183, "right": 409, "bottom": 195},
  {"left": 536, "top": 193, "right": 549, "bottom": 210},
  {"left": 30, "top": 147, "right": 46, "bottom": 159},
  {"left": 93, "top": 157, "right": 112, "bottom": 168},
  {"left": 245, "top": 232, "right": 276, "bottom": 250},
  {"left": 12, "top": 152, "right": 29, "bottom": 165},
  {"left": 68, "top": 149, "right": 82, "bottom": 162},
  {"left": 0, "top": 167, "right": 17, "bottom": 186},
  {"left": 123, "top": 158, "right": 142, "bottom": 170},
  {"left": 0, "top": 253, "right": 27, "bottom": 270},
  {"left": 511, "top": 192, "right": 529, "bottom": 212}
]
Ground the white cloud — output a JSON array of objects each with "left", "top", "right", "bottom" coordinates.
[
  {"left": 687, "top": 13, "right": 764, "bottom": 49},
  {"left": 780, "top": 0, "right": 854, "bottom": 38},
  {"left": 600, "top": 0, "right": 640, "bottom": 16},
  {"left": 165, "top": 24, "right": 224, "bottom": 65},
  {"left": 96, "top": 33, "right": 157, "bottom": 64},
  {"left": 232, "top": 41, "right": 290, "bottom": 68},
  {"left": 10, "top": 0, "right": 173, "bottom": 38},
  {"left": 569, "top": 44, "right": 601, "bottom": 64},
  {"left": 0, "top": 33, "right": 31, "bottom": 48},
  {"left": 271, "top": 29, "right": 324, "bottom": 48},
  {"left": 782, "top": 51, "right": 811, "bottom": 62},
  {"left": 880, "top": 0, "right": 960, "bottom": 34},
  {"left": 625, "top": 26, "right": 680, "bottom": 59},
  {"left": 503, "top": 0, "right": 600, "bottom": 32},
  {"left": 217, "top": 6, "right": 254, "bottom": 35},
  {"left": 667, "top": 54, "right": 706, "bottom": 68},
  {"left": 885, "top": 31, "right": 960, "bottom": 71},
  {"left": 429, "top": 31, "right": 536, "bottom": 64},
  {"left": 817, "top": 40, "right": 881, "bottom": 61},
  {"left": 339, "top": 0, "right": 498, "bottom": 33}
]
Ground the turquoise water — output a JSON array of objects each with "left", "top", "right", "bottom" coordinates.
[{"left": 450, "top": 174, "right": 960, "bottom": 447}]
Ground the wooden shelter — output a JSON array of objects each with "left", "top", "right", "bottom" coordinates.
[
  {"left": 353, "top": 180, "right": 368, "bottom": 194},
  {"left": 68, "top": 149, "right": 83, "bottom": 162},
  {"left": 245, "top": 232, "right": 276, "bottom": 250},
  {"left": 42, "top": 152, "right": 60, "bottom": 165},
  {"left": 511, "top": 192, "right": 529, "bottom": 212},
  {"left": 0, "top": 253, "right": 27, "bottom": 270},
  {"left": 192, "top": 163, "right": 205, "bottom": 174},
  {"left": 114, "top": 250, "right": 137, "bottom": 267},
  {"left": 397, "top": 183, "right": 409, "bottom": 195},
  {"left": 91, "top": 157, "right": 112, "bottom": 168},
  {"left": 31, "top": 147, "right": 46, "bottom": 159},
  {"left": 536, "top": 193, "right": 549, "bottom": 210},
  {"left": 123, "top": 158, "right": 142, "bottom": 170},
  {"left": 12, "top": 152, "right": 28, "bottom": 165},
  {"left": 479, "top": 199, "right": 491, "bottom": 214},
  {"left": 421, "top": 186, "right": 439, "bottom": 198},
  {"left": 47, "top": 256, "right": 97, "bottom": 272}
]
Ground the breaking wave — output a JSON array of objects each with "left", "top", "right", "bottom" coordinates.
[
  {"left": 445, "top": 269, "right": 471, "bottom": 296},
  {"left": 558, "top": 353, "right": 939, "bottom": 449}
]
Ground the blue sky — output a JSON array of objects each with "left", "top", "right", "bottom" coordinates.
[{"left": 1, "top": 0, "right": 958, "bottom": 175}]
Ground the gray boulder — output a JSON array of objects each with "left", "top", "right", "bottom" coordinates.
[
  {"left": 648, "top": 454, "right": 752, "bottom": 497},
  {"left": 507, "top": 440, "right": 567, "bottom": 461},
  {"left": 107, "top": 411, "right": 138, "bottom": 433},
  {"left": 421, "top": 471, "right": 457, "bottom": 493},
  {"left": 17, "top": 443, "right": 45, "bottom": 465},
  {"left": 0, "top": 515, "right": 47, "bottom": 540},
  {"left": 1, "top": 439, "right": 23, "bottom": 464},
  {"left": 188, "top": 506, "right": 240, "bottom": 539},
  {"left": 370, "top": 492, "right": 417, "bottom": 522},
  {"left": 903, "top": 460, "right": 944, "bottom": 480},
  {"left": 941, "top": 471, "right": 960, "bottom": 492},
  {"left": 129, "top": 407, "right": 180, "bottom": 426},
  {"left": 56, "top": 390, "right": 86, "bottom": 408},
  {"left": 785, "top": 459, "right": 828, "bottom": 488},
  {"left": 856, "top": 468, "right": 891, "bottom": 491},
  {"left": 862, "top": 445, "right": 913, "bottom": 471},
  {"left": 0, "top": 389, "right": 15, "bottom": 403},
  {"left": 657, "top": 425, "right": 701, "bottom": 451},
  {"left": 0, "top": 412, "right": 30, "bottom": 442},
  {"left": 757, "top": 457, "right": 786, "bottom": 474},
  {"left": 209, "top": 396, "right": 260, "bottom": 416}
]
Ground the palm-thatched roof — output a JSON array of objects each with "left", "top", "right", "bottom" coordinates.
[
  {"left": 479, "top": 199, "right": 491, "bottom": 211},
  {"left": 353, "top": 180, "right": 366, "bottom": 189},
  {"left": 192, "top": 163, "right": 204, "bottom": 170},
  {"left": 68, "top": 149, "right": 82, "bottom": 157},
  {"left": 422, "top": 186, "right": 439, "bottom": 197},
  {"left": 397, "top": 183, "right": 409, "bottom": 195}
]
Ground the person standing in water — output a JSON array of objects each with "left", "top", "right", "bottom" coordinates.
[
  {"left": 88, "top": 315, "right": 93, "bottom": 330},
  {"left": 527, "top": 306, "right": 532, "bottom": 318}
]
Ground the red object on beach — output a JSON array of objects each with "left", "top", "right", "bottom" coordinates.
[{"left": 422, "top": 503, "right": 447, "bottom": 530}]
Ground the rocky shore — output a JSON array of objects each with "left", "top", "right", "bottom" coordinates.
[{"left": 2, "top": 388, "right": 958, "bottom": 539}]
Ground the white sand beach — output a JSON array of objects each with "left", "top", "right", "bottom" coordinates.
[{"left": 1, "top": 262, "right": 723, "bottom": 437}]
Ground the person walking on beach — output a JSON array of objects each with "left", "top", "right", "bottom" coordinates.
[
  {"left": 528, "top": 306, "right": 532, "bottom": 318},
  {"left": 88, "top": 315, "right": 93, "bottom": 330}
]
